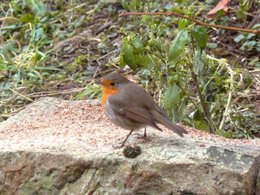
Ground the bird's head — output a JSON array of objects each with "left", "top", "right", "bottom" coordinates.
[
  {"left": 95, "top": 71, "right": 129, "bottom": 90},
  {"left": 95, "top": 71, "right": 129, "bottom": 106}
]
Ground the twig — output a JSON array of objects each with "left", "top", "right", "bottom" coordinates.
[
  {"left": 94, "top": 21, "right": 112, "bottom": 35},
  {"left": 9, "top": 88, "right": 33, "bottom": 102},
  {"left": 96, "top": 49, "right": 118, "bottom": 61},
  {"left": 188, "top": 62, "right": 215, "bottom": 133},
  {"left": 67, "top": 3, "right": 88, "bottom": 12},
  {"left": 119, "top": 12, "right": 260, "bottom": 35},
  {"left": 28, "top": 87, "right": 87, "bottom": 98},
  {"left": 175, "top": 82, "right": 199, "bottom": 110},
  {"left": 207, "top": 56, "right": 234, "bottom": 130},
  {"left": 0, "top": 105, "right": 26, "bottom": 118},
  {"left": 219, "top": 89, "right": 232, "bottom": 130},
  {"left": 189, "top": 37, "right": 216, "bottom": 133},
  {"left": 202, "top": 60, "right": 223, "bottom": 94}
]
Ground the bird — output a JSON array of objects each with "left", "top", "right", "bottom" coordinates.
[{"left": 95, "top": 71, "right": 188, "bottom": 148}]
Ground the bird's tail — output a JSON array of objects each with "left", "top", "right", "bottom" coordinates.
[{"left": 152, "top": 111, "right": 188, "bottom": 137}]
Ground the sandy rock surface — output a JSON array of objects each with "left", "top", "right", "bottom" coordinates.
[
  {"left": 0, "top": 97, "right": 259, "bottom": 194},
  {"left": 0, "top": 97, "right": 259, "bottom": 156}
]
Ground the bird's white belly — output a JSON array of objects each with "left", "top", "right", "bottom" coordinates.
[{"left": 105, "top": 100, "right": 117, "bottom": 120}]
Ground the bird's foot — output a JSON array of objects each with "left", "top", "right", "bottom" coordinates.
[
  {"left": 136, "top": 134, "right": 150, "bottom": 142},
  {"left": 112, "top": 129, "right": 134, "bottom": 149},
  {"left": 112, "top": 142, "right": 125, "bottom": 149},
  {"left": 136, "top": 128, "right": 149, "bottom": 142}
]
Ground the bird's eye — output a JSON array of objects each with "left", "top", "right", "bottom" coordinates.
[{"left": 110, "top": 82, "right": 116, "bottom": 86}]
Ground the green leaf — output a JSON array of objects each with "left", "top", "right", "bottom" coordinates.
[
  {"left": 241, "top": 40, "right": 257, "bottom": 51},
  {"left": 0, "top": 17, "right": 20, "bottom": 26},
  {"left": 207, "top": 43, "right": 217, "bottom": 49},
  {"left": 129, "top": 0, "right": 137, "bottom": 12},
  {"left": 132, "top": 37, "right": 143, "bottom": 50},
  {"left": 29, "top": 0, "right": 46, "bottom": 16},
  {"left": 246, "top": 33, "right": 255, "bottom": 39},
  {"left": 178, "top": 19, "right": 189, "bottom": 30},
  {"left": 193, "top": 120, "right": 209, "bottom": 131},
  {"left": 135, "top": 55, "right": 152, "bottom": 68},
  {"left": 33, "top": 66, "right": 61, "bottom": 71},
  {"left": 168, "top": 30, "right": 189, "bottom": 63},
  {"left": 0, "top": 64, "right": 7, "bottom": 71},
  {"left": 121, "top": 42, "right": 137, "bottom": 70},
  {"left": 118, "top": 53, "right": 125, "bottom": 68},
  {"left": 193, "top": 50, "right": 207, "bottom": 76},
  {"left": 234, "top": 34, "right": 245, "bottom": 43},
  {"left": 1, "top": 24, "right": 17, "bottom": 30},
  {"left": 74, "top": 85, "right": 101, "bottom": 100},
  {"left": 216, "top": 129, "right": 233, "bottom": 138},
  {"left": 190, "top": 109, "right": 209, "bottom": 131},
  {"left": 121, "top": 0, "right": 129, "bottom": 10},
  {"left": 35, "top": 28, "right": 44, "bottom": 41},
  {"left": 163, "top": 84, "right": 181, "bottom": 121},
  {"left": 20, "top": 14, "right": 35, "bottom": 23},
  {"left": 192, "top": 26, "right": 208, "bottom": 49},
  {"left": 252, "top": 24, "right": 260, "bottom": 29}
]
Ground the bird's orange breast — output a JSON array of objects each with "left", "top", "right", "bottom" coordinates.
[{"left": 101, "top": 86, "right": 119, "bottom": 106}]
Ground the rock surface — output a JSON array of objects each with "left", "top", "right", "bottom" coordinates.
[{"left": 0, "top": 97, "right": 259, "bottom": 195}]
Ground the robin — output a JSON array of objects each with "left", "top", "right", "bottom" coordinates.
[{"left": 95, "top": 71, "right": 187, "bottom": 148}]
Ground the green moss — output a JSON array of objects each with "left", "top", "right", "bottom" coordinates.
[
  {"left": 20, "top": 182, "right": 37, "bottom": 194},
  {"left": 39, "top": 174, "right": 56, "bottom": 191},
  {"left": 20, "top": 171, "right": 58, "bottom": 194}
]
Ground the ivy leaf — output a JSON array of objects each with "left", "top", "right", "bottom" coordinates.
[
  {"left": 178, "top": 19, "right": 189, "bottom": 30},
  {"left": 192, "top": 26, "right": 208, "bottom": 49},
  {"left": 132, "top": 36, "right": 143, "bottom": 50},
  {"left": 163, "top": 84, "right": 182, "bottom": 121},
  {"left": 193, "top": 50, "right": 207, "bottom": 76},
  {"left": 234, "top": 34, "right": 245, "bottom": 43},
  {"left": 135, "top": 55, "right": 152, "bottom": 68},
  {"left": 168, "top": 30, "right": 189, "bottom": 63},
  {"left": 121, "top": 42, "right": 137, "bottom": 70},
  {"left": 118, "top": 53, "right": 125, "bottom": 68}
]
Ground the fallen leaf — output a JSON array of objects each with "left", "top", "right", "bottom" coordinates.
[{"left": 207, "top": 0, "right": 230, "bottom": 17}]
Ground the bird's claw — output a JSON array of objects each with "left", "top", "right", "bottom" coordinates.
[
  {"left": 112, "top": 143, "right": 125, "bottom": 149},
  {"left": 136, "top": 134, "right": 150, "bottom": 142}
]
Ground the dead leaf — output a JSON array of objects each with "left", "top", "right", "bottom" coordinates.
[{"left": 207, "top": 0, "right": 230, "bottom": 18}]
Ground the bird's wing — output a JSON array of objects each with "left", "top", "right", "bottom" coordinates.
[
  {"left": 107, "top": 96, "right": 162, "bottom": 130},
  {"left": 107, "top": 82, "right": 187, "bottom": 135}
]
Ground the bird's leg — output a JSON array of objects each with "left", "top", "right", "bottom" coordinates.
[
  {"left": 136, "top": 127, "right": 149, "bottom": 141},
  {"left": 143, "top": 127, "right": 147, "bottom": 138},
  {"left": 113, "top": 129, "right": 134, "bottom": 149},
  {"left": 121, "top": 129, "right": 134, "bottom": 146}
]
